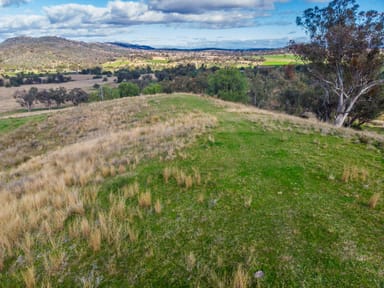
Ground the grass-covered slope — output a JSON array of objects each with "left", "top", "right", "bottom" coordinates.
[{"left": 0, "top": 94, "right": 383, "bottom": 287}]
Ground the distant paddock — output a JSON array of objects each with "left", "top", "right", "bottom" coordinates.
[{"left": 0, "top": 74, "right": 117, "bottom": 114}]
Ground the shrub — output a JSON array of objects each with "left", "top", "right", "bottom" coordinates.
[
  {"left": 118, "top": 82, "right": 140, "bottom": 97},
  {"left": 142, "top": 83, "right": 163, "bottom": 95}
]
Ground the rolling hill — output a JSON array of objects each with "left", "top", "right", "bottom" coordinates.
[
  {"left": 0, "top": 36, "right": 132, "bottom": 72},
  {"left": 0, "top": 94, "right": 383, "bottom": 287}
]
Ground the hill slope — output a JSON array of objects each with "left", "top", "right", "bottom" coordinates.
[
  {"left": 0, "top": 94, "right": 383, "bottom": 287},
  {"left": 0, "top": 36, "right": 131, "bottom": 71}
]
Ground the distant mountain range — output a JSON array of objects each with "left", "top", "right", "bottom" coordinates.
[{"left": 109, "top": 42, "right": 276, "bottom": 52}]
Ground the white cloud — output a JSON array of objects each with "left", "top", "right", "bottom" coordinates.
[
  {"left": 149, "top": 0, "right": 288, "bottom": 13},
  {"left": 0, "top": 15, "right": 48, "bottom": 32},
  {"left": 44, "top": 4, "right": 108, "bottom": 26},
  {"left": 0, "top": 0, "right": 28, "bottom": 7},
  {"left": 43, "top": 1, "right": 262, "bottom": 28}
]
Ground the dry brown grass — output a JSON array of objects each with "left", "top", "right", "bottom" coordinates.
[
  {"left": 342, "top": 166, "right": 369, "bottom": 183},
  {"left": 22, "top": 266, "right": 36, "bottom": 288},
  {"left": 162, "top": 166, "right": 202, "bottom": 189},
  {"left": 0, "top": 95, "right": 216, "bottom": 261},
  {"left": 232, "top": 265, "right": 249, "bottom": 288},
  {"left": 123, "top": 182, "right": 139, "bottom": 199},
  {"left": 368, "top": 193, "right": 381, "bottom": 209},
  {"left": 154, "top": 199, "right": 162, "bottom": 214},
  {"left": 89, "top": 228, "right": 102, "bottom": 252},
  {"left": 43, "top": 251, "right": 65, "bottom": 275}
]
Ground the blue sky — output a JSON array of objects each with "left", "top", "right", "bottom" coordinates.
[{"left": 0, "top": 0, "right": 382, "bottom": 48}]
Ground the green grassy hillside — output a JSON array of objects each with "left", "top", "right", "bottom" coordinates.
[{"left": 0, "top": 94, "right": 383, "bottom": 287}]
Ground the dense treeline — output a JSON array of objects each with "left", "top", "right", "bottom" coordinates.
[{"left": 0, "top": 73, "right": 72, "bottom": 87}]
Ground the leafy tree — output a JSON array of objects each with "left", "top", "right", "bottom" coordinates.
[
  {"left": 37, "top": 89, "right": 53, "bottom": 109},
  {"left": 118, "top": 82, "right": 140, "bottom": 97},
  {"left": 68, "top": 88, "right": 89, "bottom": 106},
  {"left": 49, "top": 87, "right": 67, "bottom": 107},
  {"left": 142, "top": 83, "right": 163, "bottom": 95},
  {"left": 290, "top": 0, "right": 384, "bottom": 127},
  {"left": 13, "top": 87, "right": 38, "bottom": 112},
  {"left": 208, "top": 68, "right": 249, "bottom": 103}
]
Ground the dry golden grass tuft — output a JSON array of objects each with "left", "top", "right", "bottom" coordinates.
[
  {"left": 232, "top": 265, "right": 249, "bottom": 288},
  {"left": 22, "top": 266, "right": 36, "bottom": 288},
  {"left": 186, "top": 252, "right": 197, "bottom": 272},
  {"left": 89, "top": 228, "right": 102, "bottom": 252},
  {"left": 80, "top": 217, "right": 91, "bottom": 238},
  {"left": 123, "top": 182, "right": 139, "bottom": 199},
  {"left": 128, "top": 226, "right": 138, "bottom": 242},
  {"left": 197, "top": 193, "right": 205, "bottom": 203},
  {"left": 43, "top": 251, "right": 66, "bottom": 275},
  {"left": 162, "top": 166, "right": 203, "bottom": 189},
  {"left": 138, "top": 191, "right": 152, "bottom": 208},
  {"left": 368, "top": 193, "right": 381, "bottom": 209},
  {"left": 154, "top": 199, "right": 162, "bottom": 214},
  {"left": 342, "top": 166, "right": 369, "bottom": 183}
]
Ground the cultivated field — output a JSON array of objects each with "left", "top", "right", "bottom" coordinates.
[
  {"left": 0, "top": 75, "right": 116, "bottom": 114},
  {"left": 0, "top": 94, "right": 383, "bottom": 287}
]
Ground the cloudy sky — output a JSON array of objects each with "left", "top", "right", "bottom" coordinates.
[{"left": 0, "top": 0, "right": 382, "bottom": 48}]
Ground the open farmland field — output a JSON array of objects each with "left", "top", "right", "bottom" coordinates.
[
  {"left": 0, "top": 74, "right": 116, "bottom": 114},
  {"left": 260, "top": 54, "right": 303, "bottom": 66},
  {"left": 0, "top": 94, "right": 383, "bottom": 287}
]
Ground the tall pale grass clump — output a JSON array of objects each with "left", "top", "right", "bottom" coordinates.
[
  {"left": 138, "top": 191, "right": 152, "bottom": 208},
  {"left": 22, "top": 266, "right": 36, "bottom": 288},
  {"left": 123, "top": 182, "right": 139, "bottom": 199},
  {"left": 163, "top": 166, "right": 202, "bottom": 189},
  {"left": 89, "top": 228, "right": 102, "bottom": 252},
  {"left": 368, "top": 193, "right": 381, "bottom": 209},
  {"left": 342, "top": 166, "right": 369, "bottom": 183},
  {"left": 43, "top": 251, "right": 66, "bottom": 275},
  {"left": 154, "top": 199, "right": 162, "bottom": 214},
  {"left": 232, "top": 265, "right": 249, "bottom": 288}
]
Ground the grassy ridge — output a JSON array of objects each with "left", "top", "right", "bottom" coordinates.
[{"left": 0, "top": 94, "right": 383, "bottom": 287}]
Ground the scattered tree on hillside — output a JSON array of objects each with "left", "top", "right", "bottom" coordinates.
[
  {"left": 290, "top": 0, "right": 384, "bottom": 127},
  {"left": 13, "top": 87, "right": 38, "bottom": 112}
]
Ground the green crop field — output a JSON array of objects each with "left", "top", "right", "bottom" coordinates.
[
  {"left": 260, "top": 54, "right": 303, "bottom": 66},
  {"left": 0, "top": 94, "right": 383, "bottom": 287}
]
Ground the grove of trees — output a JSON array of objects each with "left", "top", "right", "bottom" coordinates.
[{"left": 13, "top": 87, "right": 89, "bottom": 111}]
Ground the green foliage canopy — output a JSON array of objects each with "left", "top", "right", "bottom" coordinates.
[
  {"left": 118, "top": 82, "right": 140, "bottom": 97},
  {"left": 208, "top": 68, "right": 249, "bottom": 103}
]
